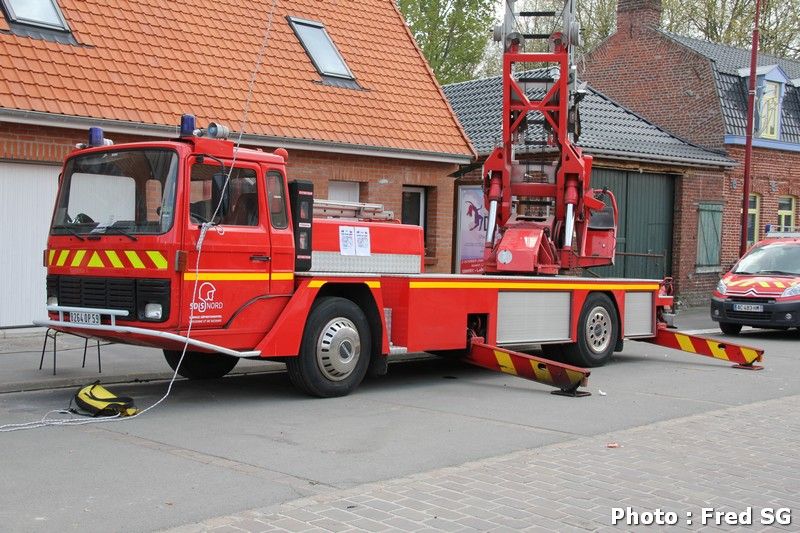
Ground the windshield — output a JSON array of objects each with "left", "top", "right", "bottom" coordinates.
[
  {"left": 734, "top": 242, "right": 800, "bottom": 275},
  {"left": 51, "top": 149, "right": 179, "bottom": 236}
]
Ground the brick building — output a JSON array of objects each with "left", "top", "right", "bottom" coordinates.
[
  {"left": 0, "top": 0, "right": 473, "bottom": 327},
  {"left": 581, "top": 0, "right": 800, "bottom": 304},
  {"left": 444, "top": 73, "right": 733, "bottom": 304}
]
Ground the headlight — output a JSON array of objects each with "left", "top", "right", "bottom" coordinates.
[
  {"left": 716, "top": 279, "right": 728, "bottom": 295},
  {"left": 144, "top": 303, "right": 163, "bottom": 320},
  {"left": 781, "top": 284, "right": 800, "bottom": 298}
]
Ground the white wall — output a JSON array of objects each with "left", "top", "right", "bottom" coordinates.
[{"left": 0, "top": 162, "right": 60, "bottom": 328}]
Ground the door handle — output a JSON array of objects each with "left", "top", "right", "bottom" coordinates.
[{"left": 250, "top": 255, "right": 271, "bottom": 262}]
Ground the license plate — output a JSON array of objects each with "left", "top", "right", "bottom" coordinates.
[
  {"left": 733, "top": 303, "right": 763, "bottom": 313},
  {"left": 69, "top": 312, "right": 101, "bottom": 325}
]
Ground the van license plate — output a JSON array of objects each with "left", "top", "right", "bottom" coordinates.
[
  {"left": 69, "top": 312, "right": 101, "bottom": 325},
  {"left": 733, "top": 303, "right": 763, "bottom": 312}
]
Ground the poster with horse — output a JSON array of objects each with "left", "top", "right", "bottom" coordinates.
[{"left": 457, "top": 185, "right": 489, "bottom": 274}]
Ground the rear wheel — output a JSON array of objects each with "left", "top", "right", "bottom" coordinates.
[
  {"left": 286, "top": 297, "right": 371, "bottom": 397},
  {"left": 561, "top": 293, "right": 619, "bottom": 367},
  {"left": 163, "top": 350, "right": 239, "bottom": 379},
  {"left": 719, "top": 322, "right": 742, "bottom": 335}
]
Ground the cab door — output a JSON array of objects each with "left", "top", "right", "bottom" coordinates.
[
  {"left": 182, "top": 159, "right": 270, "bottom": 330},
  {"left": 263, "top": 167, "right": 296, "bottom": 296}
]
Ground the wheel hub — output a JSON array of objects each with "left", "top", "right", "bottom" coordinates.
[
  {"left": 586, "top": 306, "right": 611, "bottom": 354},
  {"left": 316, "top": 318, "right": 361, "bottom": 381}
]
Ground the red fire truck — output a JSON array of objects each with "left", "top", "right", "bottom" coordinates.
[{"left": 36, "top": 3, "right": 763, "bottom": 397}]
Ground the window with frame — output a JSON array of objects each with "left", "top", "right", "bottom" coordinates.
[
  {"left": 266, "top": 171, "right": 288, "bottom": 229},
  {"left": 1, "top": 0, "right": 69, "bottom": 30},
  {"left": 756, "top": 81, "right": 781, "bottom": 140},
  {"left": 696, "top": 202, "right": 723, "bottom": 267},
  {"left": 778, "top": 196, "right": 796, "bottom": 231},
  {"left": 748, "top": 193, "right": 761, "bottom": 246},
  {"left": 287, "top": 17, "right": 355, "bottom": 83},
  {"left": 189, "top": 165, "right": 259, "bottom": 226},
  {"left": 328, "top": 180, "right": 360, "bottom": 202}
]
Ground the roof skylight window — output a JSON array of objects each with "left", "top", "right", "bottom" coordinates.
[
  {"left": 288, "top": 17, "right": 354, "bottom": 81},
  {"left": 2, "top": 0, "right": 69, "bottom": 31}
]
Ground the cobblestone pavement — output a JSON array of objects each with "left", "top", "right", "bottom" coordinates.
[{"left": 164, "top": 394, "right": 800, "bottom": 533}]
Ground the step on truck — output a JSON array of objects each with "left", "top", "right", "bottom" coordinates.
[{"left": 36, "top": 1, "right": 764, "bottom": 397}]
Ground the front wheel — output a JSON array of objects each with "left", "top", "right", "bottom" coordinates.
[
  {"left": 286, "top": 297, "right": 371, "bottom": 397},
  {"left": 163, "top": 350, "right": 239, "bottom": 379},
  {"left": 562, "top": 293, "right": 619, "bottom": 367},
  {"left": 719, "top": 322, "right": 742, "bottom": 335}
]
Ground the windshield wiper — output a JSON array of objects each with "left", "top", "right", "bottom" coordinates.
[
  {"left": 755, "top": 270, "right": 796, "bottom": 276},
  {"left": 51, "top": 225, "right": 85, "bottom": 241},
  {"left": 101, "top": 226, "right": 138, "bottom": 241}
]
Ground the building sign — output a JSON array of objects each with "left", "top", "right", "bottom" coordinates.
[{"left": 456, "top": 185, "right": 488, "bottom": 273}]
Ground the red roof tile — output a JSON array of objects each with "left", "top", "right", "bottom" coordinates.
[{"left": 0, "top": 0, "right": 473, "bottom": 159}]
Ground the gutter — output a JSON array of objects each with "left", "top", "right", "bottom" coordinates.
[{"left": 0, "top": 108, "right": 474, "bottom": 165}]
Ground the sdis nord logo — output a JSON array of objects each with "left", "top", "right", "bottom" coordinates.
[{"left": 190, "top": 282, "right": 224, "bottom": 313}]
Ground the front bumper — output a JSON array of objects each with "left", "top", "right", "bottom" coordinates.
[{"left": 711, "top": 296, "right": 800, "bottom": 328}]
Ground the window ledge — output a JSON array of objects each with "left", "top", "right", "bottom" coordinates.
[{"left": 695, "top": 265, "right": 723, "bottom": 274}]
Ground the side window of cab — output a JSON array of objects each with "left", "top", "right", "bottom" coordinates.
[
  {"left": 266, "top": 171, "right": 288, "bottom": 229},
  {"left": 189, "top": 164, "right": 259, "bottom": 226}
]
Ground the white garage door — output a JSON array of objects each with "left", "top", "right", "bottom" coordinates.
[{"left": 0, "top": 162, "right": 60, "bottom": 328}]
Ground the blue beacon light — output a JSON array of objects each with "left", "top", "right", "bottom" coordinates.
[
  {"left": 88, "top": 127, "right": 104, "bottom": 147},
  {"left": 180, "top": 114, "right": 196, "bottom": 137}
]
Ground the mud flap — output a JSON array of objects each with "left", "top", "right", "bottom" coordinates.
[
  {"left": 639, "top": 327, "right": 764, "bottom": 370},
  {"left": 467, "top": 339, "right": 591, "bottom": 396}
]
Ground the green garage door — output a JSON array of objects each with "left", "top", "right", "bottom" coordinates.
[{"left": 589, "top": 169, "right": 674, "bottom": 280}]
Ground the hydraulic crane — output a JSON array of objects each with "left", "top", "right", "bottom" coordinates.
[{"left": 482, "top": 0, "right": 617, "bottom": 275}]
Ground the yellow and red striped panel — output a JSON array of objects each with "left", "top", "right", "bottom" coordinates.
[
  {"left": 47, "top": 249, "right": 168, "bottom": 270},
  {"left": 725, "top": 278, "right": 798, "bottom": 290},
  {"left": 467, "top": 342, "right": 589, "bottom": 392},
  {"left": 644, "top": 329, "right": 763, "bottom": 366}
]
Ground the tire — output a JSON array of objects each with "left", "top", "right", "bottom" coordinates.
[
  {"left": 562, "top": 293, "right": 619, "bottom": 367},
  {"left": 719, "top": 322, "right": 742, "bottom": 335},
  {"left": 286, "top": 297, "right": 371, "bottom": 397},
  {"left": 163, "top": 349, "right": 239, "bottom": 379}
]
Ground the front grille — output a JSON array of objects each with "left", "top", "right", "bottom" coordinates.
[
  {"left": 729, "top": 297, "right": 774, "bottom": 304},
  {"left": 47, "top": 275, "right": 169, "bottom": 322},
  {"left": 727, "top": 310, "right": 772, "bottom": 321}
]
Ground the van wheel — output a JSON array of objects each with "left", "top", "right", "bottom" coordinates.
[
  {"left": 562, "top": 293, "right": 619, "bottom": 367},
  {"left": 719, "top": 322, "right": 742, "bottom": 335},
  {"left": 286, "top": 297, "right": 370, "bottom": 397},
  {"left": 163, "top": 350, "right": 239, "bottom": 379}
]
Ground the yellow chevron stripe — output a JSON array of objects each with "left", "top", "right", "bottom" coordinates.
[
  {"left": 48, "top": 249, "right": 55, "bottom": 266},
  {"left": 741, "top": 348, "right": 760, "bottom": 363},
  {"left": 183, "top": 272, "right": 270, "bottom": 281},
  {"left": 776, "top": 281, "right": 785, "bottom": 288},
  {"left": 71, "top": 250, "right": 86, "bottom": 267},
  {"left": 494, "top": 350, "right": 517, "bottom": 375},
  {"left": 531, "top": 361, "right": 552, "bottom": 383},
  {"left": 146, "top": 251, "right": 168, "bottom": 269},
  {"left": 105, "top": 250, "right": 124, "bottom": 268},
  {"left": 707, "top": 340, "right": 729, "bottom": 361},
  {"left": 410, "top": 281, "right": 660, "bottom": 291},
  {"left": 125, "top": 251, "right": 146, "bottom": 269},
  {"left": 87, "top": 251, "right": 104, "bottom": 268},
  {"left": 56, "top": 250, "right": 69, "bottom": 267},
  {"left": 758, "top": 281, "right": 769, "bottom": 288},
  {"left": 308, "top": 280, "right": 325, "bottom": 288},
  {"left": 675, "top": 333, "right": 696, "bottom": 353},
  {"left": 566, "top": 369, "right": 585, "bottom": 385}
]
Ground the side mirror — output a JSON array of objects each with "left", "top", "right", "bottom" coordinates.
[{"left": 211, "top": 172, "right": 229, "bottom": 218}]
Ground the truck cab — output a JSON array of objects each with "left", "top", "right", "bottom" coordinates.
[{"left": 45, "top": 118, "right": 298, "bottom": 354}]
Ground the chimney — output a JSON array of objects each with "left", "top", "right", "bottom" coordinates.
[{"left": 617, "top": 0, "right": 662, "bottom": 34}]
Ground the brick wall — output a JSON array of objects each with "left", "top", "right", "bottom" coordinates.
[
  {"left": 0, "top": 121, "right": 457, "bottom": 273},
  {"left": 580, "top": 21, "right": 726, "bottom": 150},
  {"left": 722, "top": 146, "right": 800, "bottom": 260}
]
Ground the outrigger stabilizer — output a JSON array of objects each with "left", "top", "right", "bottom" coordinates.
[
  {"left": 467, "top": 338, "right": 592, "bottom": 397},
  {"left": 641, "top": 326, "right": 764, "bottom": 370}
]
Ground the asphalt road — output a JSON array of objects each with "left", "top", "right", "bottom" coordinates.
[{"left": 0, "top": 327, "right": 797, "bottom": 532}]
